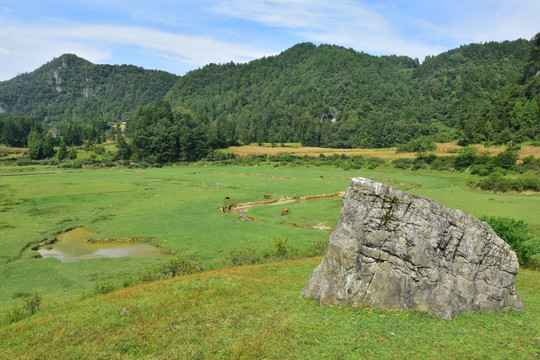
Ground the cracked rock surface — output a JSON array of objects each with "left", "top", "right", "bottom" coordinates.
[{"left": 301, "top": 177, "right": 524, "bottom": 320}]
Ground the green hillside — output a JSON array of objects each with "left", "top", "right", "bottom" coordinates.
[
  {"left": 414, "top": 39, "right": 537, "bottom": 144},
  {"left": 166, "top": 43, "right": 430, "bottom": 148},
  {"left": 164, "top": 38, "right": 539, "bottom": 148},
  {"left": 0, "top": 54, "right": 179, "bottom": 124},
  {"left": 1, "top": 36, "right": 539, "bottom": 152}
]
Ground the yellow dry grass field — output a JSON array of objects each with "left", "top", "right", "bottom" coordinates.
[{"left": 229, "top": 144, "right": 540, "bottom": 159}]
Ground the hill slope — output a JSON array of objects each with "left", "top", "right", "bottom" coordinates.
[
  {"left": 166, "top": 43, "right": 429, "bottom": 148},
  {"left": 165, "top": 39, "right": 536, "bottom": 148},
  {"left": 1, "top": 37, "right": 538, "bottom": 149},
  {"left": 1, "top": 258, "right": 538, "bottom": 359},
  {"left": 0, "top": 54, "right": 179, "bottom": 124}
]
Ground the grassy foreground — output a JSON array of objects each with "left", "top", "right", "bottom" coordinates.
[{"left": 1, "top": 257, "right": 538, "bottom": 359}]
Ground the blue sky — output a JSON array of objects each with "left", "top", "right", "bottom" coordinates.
[{"left": 0, "top": 0, "right": 538, "bottom": 81}]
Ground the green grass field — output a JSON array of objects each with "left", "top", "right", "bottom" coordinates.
[
  {"left": 1, "top": 164, "right": 539, "bottom": 307},
  {"left": 1, "top": 258, "right": 538, "bottom": 359},
  {"left": 0, "top": 163, "right": 539, "bottom": 358}
]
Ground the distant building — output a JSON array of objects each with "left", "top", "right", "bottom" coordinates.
[
  {"left": 109, "top": 120, "right": 127, "bottom": 132},
  {"left": 48, "top": 129, "right": 60, "bottom": 137}
]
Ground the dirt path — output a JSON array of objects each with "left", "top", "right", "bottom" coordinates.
[{"left": 219, "top": 191, "right": 345, "bottom": 231}]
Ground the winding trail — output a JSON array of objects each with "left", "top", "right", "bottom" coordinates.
[{"left": 219, "top": 191, "right": 345, "bottom": 231}]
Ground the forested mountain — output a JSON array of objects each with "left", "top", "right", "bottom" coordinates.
[
  {"left": 413, "top": 39, "right": 537, "bottom": 144},
  {"left": 1, "top": 35, "right": 539, "bottom": 152},
  {"left": 0, "top": 54, "right": 179, "bottom": 124},
  {"left": 165, "top": 43, "right": 431, "bottom": 148},
  {"left": 164, "top": 38, "right": 538, "bottom": 148}
]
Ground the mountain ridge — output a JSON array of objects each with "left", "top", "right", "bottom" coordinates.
[{"left": 1, "top": 36, "right": 539, "bottom": 148}]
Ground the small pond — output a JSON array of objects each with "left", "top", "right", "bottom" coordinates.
[{"left": 38, "top": 227, "right": 169, "bottom": 262}]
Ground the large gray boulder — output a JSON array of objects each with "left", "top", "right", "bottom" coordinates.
[{"left": 301, "top": 177, "right": 524, "bottom": 320}]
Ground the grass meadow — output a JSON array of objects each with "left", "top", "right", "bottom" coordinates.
[
  {"left": 1, "top": 258, "right": 539, "bottom": 359},
  {"left": 0, "top": 162, "right": 539, "bottom": 358}
]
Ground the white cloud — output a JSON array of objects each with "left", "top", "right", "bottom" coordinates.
[
  {"left": 0, "top": 19, "right": 268, "bottom": 80},
  {"left": 1, "top": 0, "right": 538, "bottom": 81},
  {"left": 211, "top": 0, "right": 539, "bottom": 60},
  {"left": 211, "top": 0, "right": 447, "bottom": 59}
]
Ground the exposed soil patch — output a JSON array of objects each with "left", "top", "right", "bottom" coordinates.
[
  {"left": 283, "top": 222, "right": 333, "bottom": 231},
  {"left": 220, "top": 191, "right": 345, "bottom": 214}
]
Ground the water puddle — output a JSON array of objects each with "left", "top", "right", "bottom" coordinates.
[{"left": 38, "top": 227, "right": 169, "bottom": 262}]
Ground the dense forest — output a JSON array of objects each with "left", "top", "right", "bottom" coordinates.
[
  {"left": 1, "top": 34, "right": 539, "bottom": 157},
  {"left": 0, "top": 54, "right": 178, "bottom": 131},
  {"left": 166, "top": 43, "right": 429, "bottom": 148},
  {"left": 165, "top": 37, "right": 539, "bottom": 148}
]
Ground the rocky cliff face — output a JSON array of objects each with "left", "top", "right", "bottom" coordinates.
[{"left": 301, "top": 177, "right": 524, "bottom": 320}]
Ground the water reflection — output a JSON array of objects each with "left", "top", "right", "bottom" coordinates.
[{"left": 39, "top": 227, "right": 169, "bottom": 262}]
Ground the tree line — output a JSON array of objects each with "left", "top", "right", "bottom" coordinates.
[{"left": 1, "top": 35, "right": 539, "bottom": 163}]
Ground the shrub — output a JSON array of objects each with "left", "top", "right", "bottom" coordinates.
[
  {"left": 262, "top": 237, "right": 298, "bottom": 261},
  {"left": 2, "top": 292, "right": 42, "bottom": 325},
  {"left": 60, "top": 160, "right": 83, "bottom": 169},
  {"left": 16, "top": 158, "right": 36, "bottom": 166},
  {"left": 23, "top": 292, "right": 42, "bottom": 315},
  {"left": 430, "top": 156, "right": 454, "bottom": 171},
  {"left": 520, "top": 155, "right": 540, "bottom": 171},
  {"left": 94, "top": 282, "right": 118, "bottom": 295},
  {"left": 396, "top": 137, "right": 436, "bottom": 153},
  {"left": 227, "top": 245, "right": 262, "bottom": 266},
  {"left": 301, "top": 238, "right": 328, "bottom": 257},
  {"left": 366, "top": 157, "right": 385, "bottom": 169},
  {"left": 475, "top": 174, "right": 540, "bottom": 192},
  {"left": 454, "top": 146, "right": 478, "bottom": 170},
  {"left": 392, "top": 158, "right": 413, "bottom": 169},
  {"left": 470, "top": 164, "right": 492, "bottom": 176},
  {"left": 68, "top": 148, "right": 77, "bottom": 160},
  {"left": 490, "top": 149, "right": 518, "bottom": 170},
  {"left": 480, "top": 216, "right": 540, "bottom": 269},
  {"left": 93, "top": 145, "right": 106, "bottom": 155},
  {"left": 139, "top": 253, "right": 204, "bottom": 282}
]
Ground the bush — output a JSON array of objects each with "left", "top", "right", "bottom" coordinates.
[
  {"left": 2, "top": 292, "right": 42, "bottom": 325},
  {"left": 68, "top": 148, "right": 77, "bottom": 160},
  {"left": 94, "top": 282, "right": 118, "bottom": 295},
  {"left": 93, "top": 145, "right": 106, "bottom": 155},
  {"left": 480, "top": 216, "right": 540, "bottom": 269},
  {"left": 454, "top": 146, "right": 478, "bottom": 170},
  {"left": 396, "top": 137, "right": 436, "bottom": 153},
  {"left": 227, "top": 245, "right": 262, "bottom": 266},
  {"left": 430, "top": 156, "right": 454, "bottom": 171},
  {"left": 60, "top": 160, "right": 83, "bottom": 169},
  {"left": 520, "top": 155, "right": 540, "bottom": 171},
  {"left": 392, "top": 158, "right": 413, "bottom": 169},
  {"left": 139, "top": 253, "right": 203, "bottom": 282},
  {"left": 475, "top": 174, "right": 540, "bottom": 192},
  {"left": 23, "top": 291, "right": 42, "bottom": 315},
  {"left": 301, "top": 238, "right": 328, "bottom": 257},
  {"left": 366, "top": 157, "right": 384, "bottom": 169},
  {"left": 470, "top": 164, "right": 489, "bottom": 176},
  {"left": 262, "top": 237, "right": 298, "bottom": 261},
  {"left": 16, "top": 158, "right": 37, "bottom": 166},
  {"left": 490, "top": 149, "right": 518, "bottom": 170}
]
